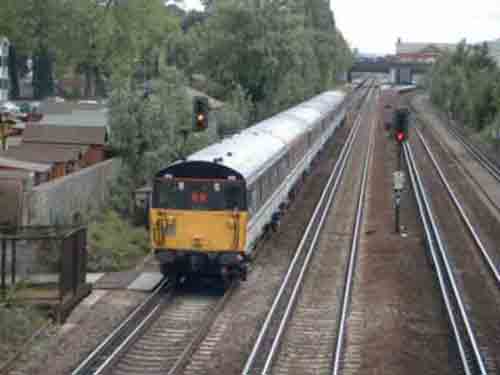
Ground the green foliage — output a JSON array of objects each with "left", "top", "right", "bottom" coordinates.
[
  {"left": 0, "top": 0, "right": 179, "bottom": 98},
  {"left": 170, "top": 0, "right": 352, "bottom": 120},
  {"left": 428, "top": 40, "right": 500, "bottom": 132},
  {"left": 0, "top": 305, "right": 46, "bottom": 363},
  {"left": 216, "top": 84, "right": 254, "bottom": 136},
  {"left": 87, "top": 210, "right": 149, "bottom": 271},
  {"left": 108, "top": 66, "right": 215, "bottom": 212}
]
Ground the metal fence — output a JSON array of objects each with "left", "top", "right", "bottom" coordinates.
[{"left": 0, "top": 225, "right": 91, "bottom": 322}]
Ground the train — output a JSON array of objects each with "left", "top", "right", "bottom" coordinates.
[{"left": 149, "top": 88, "right": 354, "bottom": 282}]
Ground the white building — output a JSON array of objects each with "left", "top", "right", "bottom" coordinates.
[
  {"left": 0, "top": 37, "right": 9, "bottom": 101},
  {"left": 395, "top": 38, "right": 456, "bottom": 64}
]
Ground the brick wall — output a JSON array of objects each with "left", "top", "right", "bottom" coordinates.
[
  {"left": 24, "top": 158, "right": 122, "bottom": 226},
  {"left": 83, "top": 145, "right": 106, "bottom": 166}
]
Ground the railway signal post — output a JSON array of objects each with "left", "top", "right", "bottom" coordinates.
[
  {"left": 392, "top": 108, "right": 410, "bottom": 234},
  {"left": 193, "top": 96, "right": 209, "bottom": 132},
  {"left": 393, "top": 171, "right": 406, "bottom": 234},
  {"left": 394, "top": 107, "right": 410, "bottom": 169}
]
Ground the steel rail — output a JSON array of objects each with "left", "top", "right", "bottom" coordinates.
[
  {"left": 415, "top": 128, "right": 500, "bottom": 285},
  {"left": 166, "top": 283, "right": 236, "bottom": 375},
  {"left": 71, "top": 278, "right": 171, "bottom": 375},
  {"left": 331, "top": 102, "right": 374, "bottom": 375},
  {"left": 241, "top": 86, "right": 372, "bottom": 375},
  {"left": 262, "top": 88, "right": 374, "bottom": 375},
  {"left": 404, "top": 143, "right": 472, "bottom": 375},
  {"left": 404, "top": 142, "right": 488, "bottom": 375}
]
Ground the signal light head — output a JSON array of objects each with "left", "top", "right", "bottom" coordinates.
[
  {"left": 193, "top": 96, "right": 209, "bottom": 132},
  {"left": 396, "top": 131, "right": 405, "bottom": 143}
]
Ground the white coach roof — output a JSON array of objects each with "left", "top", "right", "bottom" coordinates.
[{"left": 187, "top": 90, "right": 346, "bottom": 184}]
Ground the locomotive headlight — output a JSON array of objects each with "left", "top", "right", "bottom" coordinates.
[{"left": 214, "top": 183, "right": 220, "bottom": 192}]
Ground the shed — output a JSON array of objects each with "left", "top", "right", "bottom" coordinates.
[{"left": 22, "top": 124, "right": 107, "bottom": 165}]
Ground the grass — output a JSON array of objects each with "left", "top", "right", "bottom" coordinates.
[
  {"left": 87, "top": 210, "right": 150, "bottom": 272},
  {"left": 0, "top": 303, "right": 47, "bottom": 365}
]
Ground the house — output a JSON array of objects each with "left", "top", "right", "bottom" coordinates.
[
  {"left": 22, "top": 124, "right": 107, "bottom": 165},
  {"left": 395, "top": 38, "right": 455, "bottom": 64},
  {"left": 0, "top": 37, "right": 9, "bottom": 102},
  {"left": 0, "top": 157, "right": 51, "bottom": 186},
  {"left": 0, "top": 124, "right": 107, "bottom": 184}
]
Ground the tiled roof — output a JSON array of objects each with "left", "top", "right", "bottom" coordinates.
[
  {"left": 0, "top": 156, "right": 51, "bottom": 173},
  {"left": 23, "top": 124, "right": 106, "bottom": 145},
  {"left": 0, "top": 143, "right": 87, "bottom": 163},
  {"left": 396, "top": 42, "right": 456, "bottom": 55}
]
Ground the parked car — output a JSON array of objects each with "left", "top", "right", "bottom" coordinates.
[
  {"left": 17, "top": 102, "right": 43, "bottom": 122},
  {"left": 0, "top": 101, "right": 20, "bottom": 115}
]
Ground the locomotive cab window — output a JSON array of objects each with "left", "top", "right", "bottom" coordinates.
[{"left": 154, "top": 178, "right": 246, "bottom": 211}]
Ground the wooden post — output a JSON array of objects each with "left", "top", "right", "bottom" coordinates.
[
  {"left": 1, "top": 238, "right": 6, "bottom": 299},
  {"left": 11, "top": 239, "right": 16, "bottom": 286},
  {"left": 1, "top": 120, "right": 6, "bottom": 151}
]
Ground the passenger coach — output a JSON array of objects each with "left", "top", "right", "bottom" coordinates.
[{"left": 150, "top": 90, "right": 347, "bottom": 281}]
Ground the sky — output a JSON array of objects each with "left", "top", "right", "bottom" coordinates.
[{"left": 176, "top": 0, "right": 500, "bottom": 55}]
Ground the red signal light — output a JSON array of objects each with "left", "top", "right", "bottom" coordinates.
[{"left": 396, "top": 131, "right": 405, "bottom": 143}]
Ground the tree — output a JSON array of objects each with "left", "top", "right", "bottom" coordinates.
[
  {"left": 8, "top": 45, "right": 19, "bottom": 99},
  {"left": 429, "top": 41, "right": 500, "bottom": 132},
  {"left": 108, "top": 66, "right": 213, "bottom": 212},
  {"left": 0, "top": 0, "right": 63, "bottom": 98},
  {"left": 182, "top": 0, "right": 351, "bottom": 120}
]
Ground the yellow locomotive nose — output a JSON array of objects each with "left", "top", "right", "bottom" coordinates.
[{"left": 151, "top": 209, "right": 248, "bottom": 252}]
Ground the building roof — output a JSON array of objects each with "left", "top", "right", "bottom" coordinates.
[
  {"left": 181, "top": 91, "right": 345, "bottom": 185},
  {"left": 0, "top": 143, "right": 87, "bottom": 163},
  {"left": 23, "top": 124, "right": 107, "bottom": 145},
  {"left": 396, "top": 41, "right": 456, "bottom": 55},
  {"left": 0, "top": 156, "right": 51, "bottom": 173}
]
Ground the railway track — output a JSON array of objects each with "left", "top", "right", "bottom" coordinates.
[
  {"left": 241, "top": 87, "right": 374, "bottom": 375},
  {"left": 71, "top": 278, "right": 171, "bottom": 375},
  {"left": 443, "top": 121, "right": 500, "bottom": 183},
  {"left": 71, "top": 84, "right": 373, "bottom": 375},
  {"left": 405, "top": 138, "right": 496, "bottom": 374},
  {"left": 415, "top": 128, "right": 500, "bottom": 285},
  {"left": 71, "top": 280, "right": 234, "bottom": 375}
]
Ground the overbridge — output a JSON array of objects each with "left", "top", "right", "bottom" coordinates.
[
  {"left": 349, "top": 60, "right": 432, "bottom": 84},
  {"left": 351, "top": 61, "right": 431, "bottom": 74}
]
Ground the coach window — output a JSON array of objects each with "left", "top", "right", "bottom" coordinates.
[{"left": 224, "top": 183, "right": 245, "bottom": 210}]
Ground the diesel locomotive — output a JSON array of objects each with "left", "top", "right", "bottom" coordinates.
[{"left": 150, "top": 90, "right": 349, "bottom": 281}]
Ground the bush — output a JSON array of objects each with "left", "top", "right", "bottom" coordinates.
[
  {"left": 0, "top": 304, "right": 46, "bottom": 363},
  {"left": 87, "top": 210, "right": 150, "bottom": 271}
]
